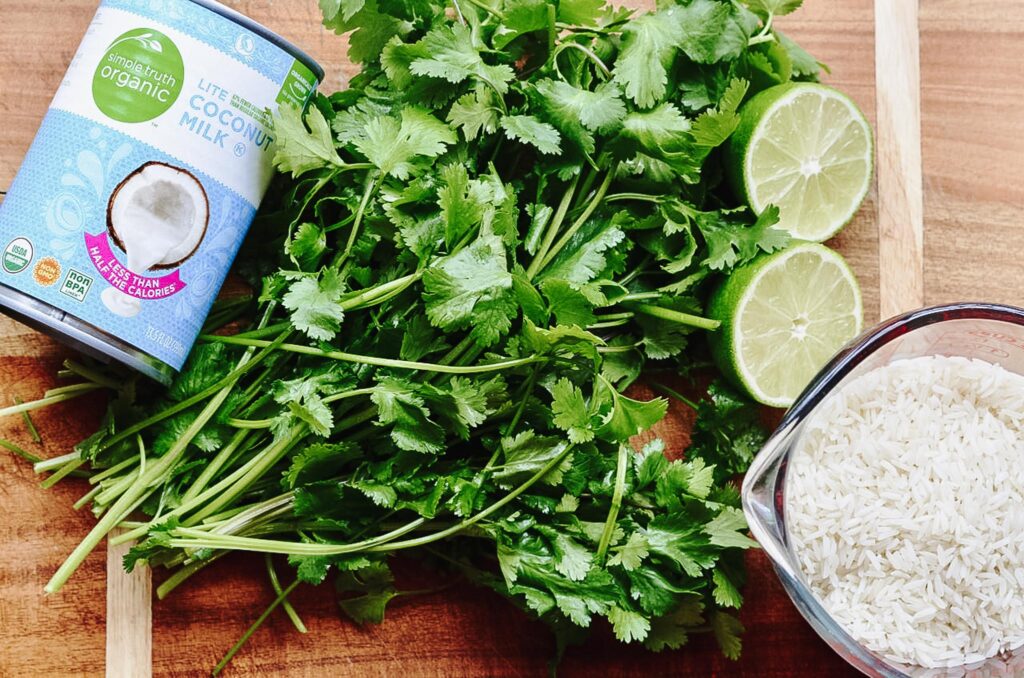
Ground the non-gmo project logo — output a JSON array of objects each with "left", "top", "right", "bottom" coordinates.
[{"left": 92, "top": 28, "right": 184, "bottom": 123}]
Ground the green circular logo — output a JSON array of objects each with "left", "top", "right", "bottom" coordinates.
[{"left": 92, "top": 28, "right": 184, "bottom": 123}]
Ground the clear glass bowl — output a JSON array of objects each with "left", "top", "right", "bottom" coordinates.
[{"left": 742, "top": 303, "right": 1024, "bottom": 678}]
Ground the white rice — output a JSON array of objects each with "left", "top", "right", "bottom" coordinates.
[{"left": 786, "top": 355, "right": 1024, "bottom": 669}]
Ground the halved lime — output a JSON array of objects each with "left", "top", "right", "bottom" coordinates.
[
  {"left": 725, "top": 83, "right": 873, "bottom": 242},
  {"left": 707, "top": 243, "right": 863, "bottom": 408}
]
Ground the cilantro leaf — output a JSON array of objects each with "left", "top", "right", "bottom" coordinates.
[
  {"left": 371, "top": 377, "right": 446, "bottom": 453},
  {"left": 644, "top": 598, "right": 705, "bottom": 651},
  {"left": 282, "top": 269, "right": 346, "bottom": 341},
  {"left": 550, "top": 378, "right": 595, "bottom": 443},
  {"left": 500, "top": 115, "right": 562, "bottom": 155},
  {"left": 423, "top": 233, "right": 517, "bottom": 347},
  {"left": 778, "top": 30, "right": 823, "bottom": 77},
  {"left": 612, "top": 11, "right": 682, "bottom": 108},
  {"left": 273, "top": 105, "right": 342, "bottom": 178},
  {"left": 534, "top": 80, "right": 627, "bottom": 134},
  {"left": 704, "top": 507, "right": 758, "bottom": 549},
  {"left": 688, "top": 78, "right": 749, "bottom": 147},
  {"left": 607, "top": 532, "right": 649, "bottom": 571},
  {"left": 712, "top": 568, "right": 744, "bottom": 608},
  {"left": 437, "top": 163, "right": 485, "bottom": 248},
  {"left": 711, "top": 610, "right": 744, "bottom": 660},
  {"left": 287, "top": 222, "right": 328, "bottom": 270},
  {"left": 336, "top": 562, "right": 399, "bottom": 625},
  {"left": 493, "top": 431, "right": 571, "bottom": 487},
  {"left": 677, "top": 0, "right": 758, "bottom": 64},
  {"left": 353, "top": 107, "right": 456, "bottom": 179},
  {"left": 608, "top": 606, "right": 651, "bottom": 643},
  {"left": 557, "top": 0, "right": 606, "bottom": 25},
  {"left": 599, "top": 387, "right": 667, "bottom": 441},
  {"left": 743, "top": 0, "right": 803, "bottom": 20},
  {"left": 409, "top": 24, "right": 515, "bottom": 94},
  {"left": 447, "top": 91, "right": 500, "bottom": 141}
]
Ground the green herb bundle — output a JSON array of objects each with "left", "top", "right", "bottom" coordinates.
[{"left": 23, "top": 0, "right": 822, "bottom": 667}]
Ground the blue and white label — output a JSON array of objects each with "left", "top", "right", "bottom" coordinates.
[{"left": 0, "top": 0, "right": 318, "bottom": 372}]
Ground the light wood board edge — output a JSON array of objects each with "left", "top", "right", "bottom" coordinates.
[
  {"left": 874, "top": 0, "right": 925, "bottom": 318},
  {"left": 106, "top": 530, "right": 152, "bottom": 678}
]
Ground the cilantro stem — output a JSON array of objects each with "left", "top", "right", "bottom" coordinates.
[
  {"left": 62, "top": 359, "right": 123, "bottom": 390},
  {"left": 266, "top": 554, "right": 307, "bottom": 633},
  {"left": 168, "top": 517, "right": 427, "bottom": 555},
  {"left": 72, "top": 484, "right": 103, "bottom": 511},
  {"left": 555, "top": 22, "right": 616, "bottom": 35},
  {"left": 33, "top": 451, "right": 78, "bottom": 473},
  {"left": 202, "top": 337, "right": 545, "bottom": 374},
  {"left": 368, "top": 444, "right": 574, "bottom": 553},
  {"left": 157, "top": 552, "right": 225, "bottom": 599},
  {"left": 14, "top": 397, "right": 41, "bottom": 443},
  {"left": 630, "top": 304, "right": 720, "bottom": 331},
  {"left": 180, "top": 430, "right": 252, "bottom": 505},
  {"left": 232, "top": 321, "right": 291, "bottom": 339},
  {"left": 226, "top": 417, "right": 273, "bottom": 429},
  {"left": 525, "top": 175, "right": 578, "bottom": 280},
  {"left": 335, "top": 172, "right": 381, "bottom": 270},
  {"left": 338, "top": 272, "right": 423, "bottom": 311},
  {"left": 596, "top": 344, "right": 641, "bottom": 354},
  {"left": 111, "top": 438, "right": 291, "bottom": 546},
  {"left": 534, "top": 165, "right": 616, "bottom": 273},
  {"left": 595, "top": 444, "right": 628, "bottom": 564},
  {"left": 169, "top": 441, "right": 572, "bottom": 556},
  {"left": 39, "top": 459, "right": 86, "bottom": 489},
  {"left": 438, "top": 334, "right": 475, "bottom": 367},
  {"left": 588, "top": 312, "right": 634, "bottom": 330},
  {"left": 554, "top": 42, "right": 611, "bottom": 80},
  {"left": 43, "top": 382, "right": 104, "bottom": 398},
  {"left": 0, "top": 438, "right": 42, "bottom": 465},
  {"left": 88, "top": 331, "right": 291, "bottom": 458},
  {"left": 0, "top": 385, "right": 102, "bottom": 419},
  {"left": 184, "top": 425, "right": 306, "bottom": 526},
  {"left": 604, "top": 192, "right": 662, "bottom": 204},
  {"left": 450, "top": 0, "right": 467, "bottom": 25},
  {"left": 88, "top": 456, "right": 137, "bottom": 485},
  {"left": 649, "top": 382, "right": 699, "bottom": 411},
  {"left": 748, "top": 12, "right": 775, "bottom": 46},
  {"left": 459, "top": 0, "right": 505, "bottom": 21},
  {"left": 212, "top": 578, "right": 302, "bottom": 676},
  {"left": 46, "top": 338, "right": 265, "bottom": 593}
]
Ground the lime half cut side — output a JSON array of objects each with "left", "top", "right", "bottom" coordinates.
[
  {"left": 730, "top": 83, "right": 873, "bottom": 242},
  {"left": 708, "top": 243, "right": 863, "bottom": 408}
]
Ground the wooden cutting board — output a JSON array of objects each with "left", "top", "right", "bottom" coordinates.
[{"left": 0, "top": 0, "right": 1006, "bottom": 675}]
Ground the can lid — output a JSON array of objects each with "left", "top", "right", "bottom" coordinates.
[{"left": 186, "top": 0, "right": 326, "bottom": 83}]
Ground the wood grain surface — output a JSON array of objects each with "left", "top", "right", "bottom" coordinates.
[{"left": 0, "top": 0, "right": 932, "bottom": 675}]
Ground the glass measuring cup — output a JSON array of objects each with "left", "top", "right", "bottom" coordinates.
[{"left": 742, "top": 303, "right": 1024, "bottom": 678}]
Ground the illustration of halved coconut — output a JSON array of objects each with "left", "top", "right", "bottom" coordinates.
[{"left": 107, "top": 161, "right": 209, "bottom": 272}]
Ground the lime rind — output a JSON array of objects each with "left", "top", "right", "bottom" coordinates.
[
  {"left": 709, "top": 243, "right": 863, "bottom": 408},
  {"left": 730, "top": 83, "right": 873, "bottom": 243}
]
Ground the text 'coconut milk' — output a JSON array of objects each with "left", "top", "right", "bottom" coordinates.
[{"left": 0, "top": 0, "right": 322, "bottom": 383}]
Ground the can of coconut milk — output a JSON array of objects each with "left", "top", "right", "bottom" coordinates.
[{"left": 0, "top": 0, "right": 322, "bottom": 383}]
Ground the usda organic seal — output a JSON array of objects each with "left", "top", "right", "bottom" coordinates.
[{"left": 2, "top": 238, "right": 33, "bottom": 274}]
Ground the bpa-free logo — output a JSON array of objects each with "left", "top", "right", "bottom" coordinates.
[
  {"left": 92, "top": 28, "right": 185, "bottom": 123},
  {"left": 234, "top": 34, "right": 255, "bottom": 57}
]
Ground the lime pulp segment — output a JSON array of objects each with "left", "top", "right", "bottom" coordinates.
[
  {"left": 732, "top": 244, "right": 862, "bottom": 407},
  {"left": 744, "top": 85, "right": 872, "bottom": 242}
]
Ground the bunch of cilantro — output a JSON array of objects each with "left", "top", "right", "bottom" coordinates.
[{"left": 32, "top": 0, "right": 822, "bottom": 669}]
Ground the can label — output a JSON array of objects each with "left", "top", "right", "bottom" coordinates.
[{"left": 0, "top": 0, "right": 318, "bottom": 370}]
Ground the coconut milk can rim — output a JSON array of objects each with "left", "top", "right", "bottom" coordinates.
[{"left": 185, "top": 0, "right": 325, "bottom": 82}]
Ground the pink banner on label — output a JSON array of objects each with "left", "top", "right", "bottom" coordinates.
[{"left": 84, "top": 232, "right": 187, "bottom": 300}]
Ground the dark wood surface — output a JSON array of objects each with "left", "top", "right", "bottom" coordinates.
[{"left": 0, "top": 0, "right": 888, "bottom": 675}]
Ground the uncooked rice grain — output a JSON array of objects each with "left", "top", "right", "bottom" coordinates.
[{"left": 786, "top": 355, "right": 1024, "bottom": 669}]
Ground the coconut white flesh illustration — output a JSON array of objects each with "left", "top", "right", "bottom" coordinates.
[{"left": 107, "top": 162, "right": 209, "bottom": 272}]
